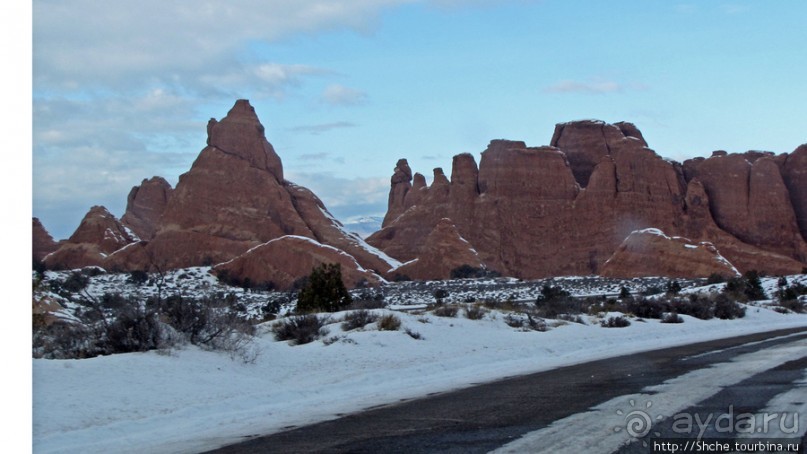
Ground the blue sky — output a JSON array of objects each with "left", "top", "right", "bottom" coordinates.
[{"left": 31, "top": 0, "right": 807, "bottom": 240}]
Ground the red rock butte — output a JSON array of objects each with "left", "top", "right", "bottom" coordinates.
[
  {"left": 36, "top": 102, "right": 807, "bottom": 284},
  {"left": 368, "top": 120, "right": 807, "bottom": 279}
]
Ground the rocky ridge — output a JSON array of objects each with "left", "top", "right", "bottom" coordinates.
[
  {"left": 36, "top": 104, "right": 806, "bottom": 283},
  {"left": 368, "top": 121, "right": 807, "bottom": 278},
  {"left": 42, "top": 100, "right": 398, "bottom": 289}
]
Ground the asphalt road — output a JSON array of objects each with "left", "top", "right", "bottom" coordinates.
[{"left": 204, "top": 327, "right": 807, "bottom": 454}]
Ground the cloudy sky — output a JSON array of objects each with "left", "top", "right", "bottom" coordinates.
[{"left": 32, "top": 0, "right": 807, "bottom": 240}]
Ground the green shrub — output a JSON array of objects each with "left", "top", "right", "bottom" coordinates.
[
  {"left": 296, "top": 263, "right": 352, "bottom": 313},
  {"left": 713, "top": 294, "right": 746, "bottom": 319}
]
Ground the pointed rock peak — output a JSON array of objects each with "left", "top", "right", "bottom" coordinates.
[
  {"left": 392, "top": 158, "right": 413, "bottom": 183},
  {"left": 432, "top": 167, "right": 449, "bottom": 185},
  {"left": 122, "top": 176, "right": 174, "bottom": 240},
  {"left": 205, "top": 99, "right": 283, "bottom": 179},
  {"left": 226, "top": 99, "right": 260, "bottom": 120},
  {"left": 33, "top": 217, "right": 59, "bottom": 261}
]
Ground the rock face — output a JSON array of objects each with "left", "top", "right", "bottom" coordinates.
[
  {"left": 121, "top": 176, "right": 173, "bottom": 240},
  {"left": 32, "top": 218, "right": 58, "bottom": 261},
  {"left": 392, "top": 218, "right": 484, "bottom": 280},
  {"left": 369, "top": 121, "right": 807, "bottom": 278},
  {"left": 599, "top": 229, "right": 740, "bottom": 279},
  {"left": 45, "top": 99, "right": 397, "bottom": 287},
  {"left": 137, "top": 100, "right": 397, "bottom": 278},
  {"left": 43, "top": 206, "right": 136, "bottom": 269},
  {"left": 212, "top": 236, "right": 382, "bottom": 291}
]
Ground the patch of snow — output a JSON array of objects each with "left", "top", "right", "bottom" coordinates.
[{"left": 32, "top": 278, "right": 807, "bottom": 453}]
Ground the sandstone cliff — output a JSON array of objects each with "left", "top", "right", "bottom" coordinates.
[
  {"left": 369, "top": 121, "right": 807, "bottom": 278},
  {"left": 44, "top": 100, "right": 397, "bottom": 288}
]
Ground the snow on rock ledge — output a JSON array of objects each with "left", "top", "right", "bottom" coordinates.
[
  {"left": 600, "top": 228, "right": 740, "bottom": 279},
  {"left": 211, "top": 235, "right": 384, "bottom": 290}
]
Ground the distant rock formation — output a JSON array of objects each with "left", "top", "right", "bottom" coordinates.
[
  {"left": 121, "top": 176, "right": 173, "bottom": 240},
  {"left": 369, "top": 121, "right": 807, "bottom": 278},
  {"left": 45, "top": 100, "right": 398, "bottom": 288},
  {"left": 599, "top": 229, "right": 740, "bottom": 278},
  {"left": 43, "top": 206, "right": 137, "bottom": 269},
  {"left": 32, "top": 218, "right": 58, "bottom": 262}
]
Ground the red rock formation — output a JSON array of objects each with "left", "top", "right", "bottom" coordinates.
[
  {"left": 370, "top": 120, "right": 807, "bottom": 278},
  {"left": 33, "top": 218, "right": 58, "bottom": 261},
  {"left": 44, "top": 206, "right": 136, "bottom": 270},
  {"left": 97, "top": 99, "right": 397, "bottom": 285},
  {"left": 382, "top": 159, "right": 413, "bottom": 227},
  {"left": 121, "top": 176, "right": 173, "bottom": 240},
  {"left": 599, "top": 229, "right": 740, "bottom": 278},
  {"left": 783, "top": 144, "right": 807, "bottom": 242},
  {"left": 212, "top": 236, "right": 383, "bottom": 291},
  {"left": 685, "top": 152, "right": 807, "bottom": 263},
  {"left": 392, "top": 218, "right": 484, "bottom": 280}
]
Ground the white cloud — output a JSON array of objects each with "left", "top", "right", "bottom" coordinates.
[
  {"left": 545, "top": 79, "right": 648, "bottom": 95},
  {"left": 288, "top": 121, "right": 358, "bottom": 135},
  {"left": 321, "top": 84, "right": 368, "bottom": 106}
]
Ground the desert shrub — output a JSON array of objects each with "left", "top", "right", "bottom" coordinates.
[
  {"left": 669, "top": 295, "right": 713, "bottom": 320},
  {"left": 432, "top": 305, "right": 459, "bottom": 318},
  {"left": 100, "top": 292, "right": 129, "bottom": 310},
  {"left": 557, "top": 313, "right": 585, "bottom": 324},
  {"left": 450, "top": 265, "right": 500, "bottom": 279},
  {"left": 33, "top": 258, "right": 47, "bottom": 275},
  {"left": 105, "top": 306, "right": 164, "bottom": 353},
  {"left": 724, "top": 270, "right": 767, "bottom": 301},
  {"left": 661, "top": 312, "right": 684, "bottom": 324},
  {"left": 296, "top": 263, "right": 352, "bottom": 313},
  {"left": 536, "top": 285, "right": 570, "bottom": 302},
  {"left": 404, "top": 327, "right": 423, "bottom": 340},
  {"left": 713, "top": 294, "right": 746, "bottom": 319},
  {"left": 392, "top": 273, "right": 412, "bottom": 282},
  {"left": 62, "top": 271, "right": 90, "bottom": 293},
  {"left": 349, "top": 290, "right": 385, "bottom": 310},
  {"left": 601, "top": 315, "right": 631, "bottom": 328},
  {"left": 642, "top": 286, "right": 664, "bottom": 296},
  {"left": 342, "top": 309, "right": 379, "bottom": 331},
  {"left": 619, "top": 286, "right": 632, "bottom": 299},
  {"left": 273, "top": 314, "right": 329, "bottom": 345},
  {"left": 464, "top": 304, "right": 488, "bottom": 320},
  {"left": 504, "top": 313, "right": 547, "bottom": 331},
  {"left": 666, "top": 280, "right": 682, "bottom": 295},
  {"left": 779, "top": 298, "right": 806, "bottom": 314},
  {"left": 433, "top": 289, "right": 450, "bottom": 303},
  {"left": 377, "top": 314, "right": 402, "bottom": 331},
  {"left": 535, "top": 285, "right": 582, "bottom": 318},
  {"left": 625, "top": 297, "right": 666, "bottom": 319},
  {"left": 706, "top": 273, "right": 727, "bottom": 285},
  {"left": 127, "top": 270, "right": 149, "bottom": 286}
]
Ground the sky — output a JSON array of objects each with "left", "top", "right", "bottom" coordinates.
[{"left": 31, "top": 0, "right": 807, "bottom": 240}]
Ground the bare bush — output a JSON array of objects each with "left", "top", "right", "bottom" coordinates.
[
  {"left": 601, "top": 315, "right": 631, "bottom": 328},
  {"left": 272, "top": 315, "right": 330, "bottom": 345},
  {"left": 342, "top": 309, "right": 379, "bottom": 331},
  {"left": 464, "top": 304, "right": 488, "bottom": 320},
  {"left": 432, "top": 305, "right": 459, "bottom": 318},
  {"left": 377, "top": 314, "right": 402, "bottom": 331}
]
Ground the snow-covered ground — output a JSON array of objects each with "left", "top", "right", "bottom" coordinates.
[{"left": 33, "top": 274, "right": 807, "bottom": 454}]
